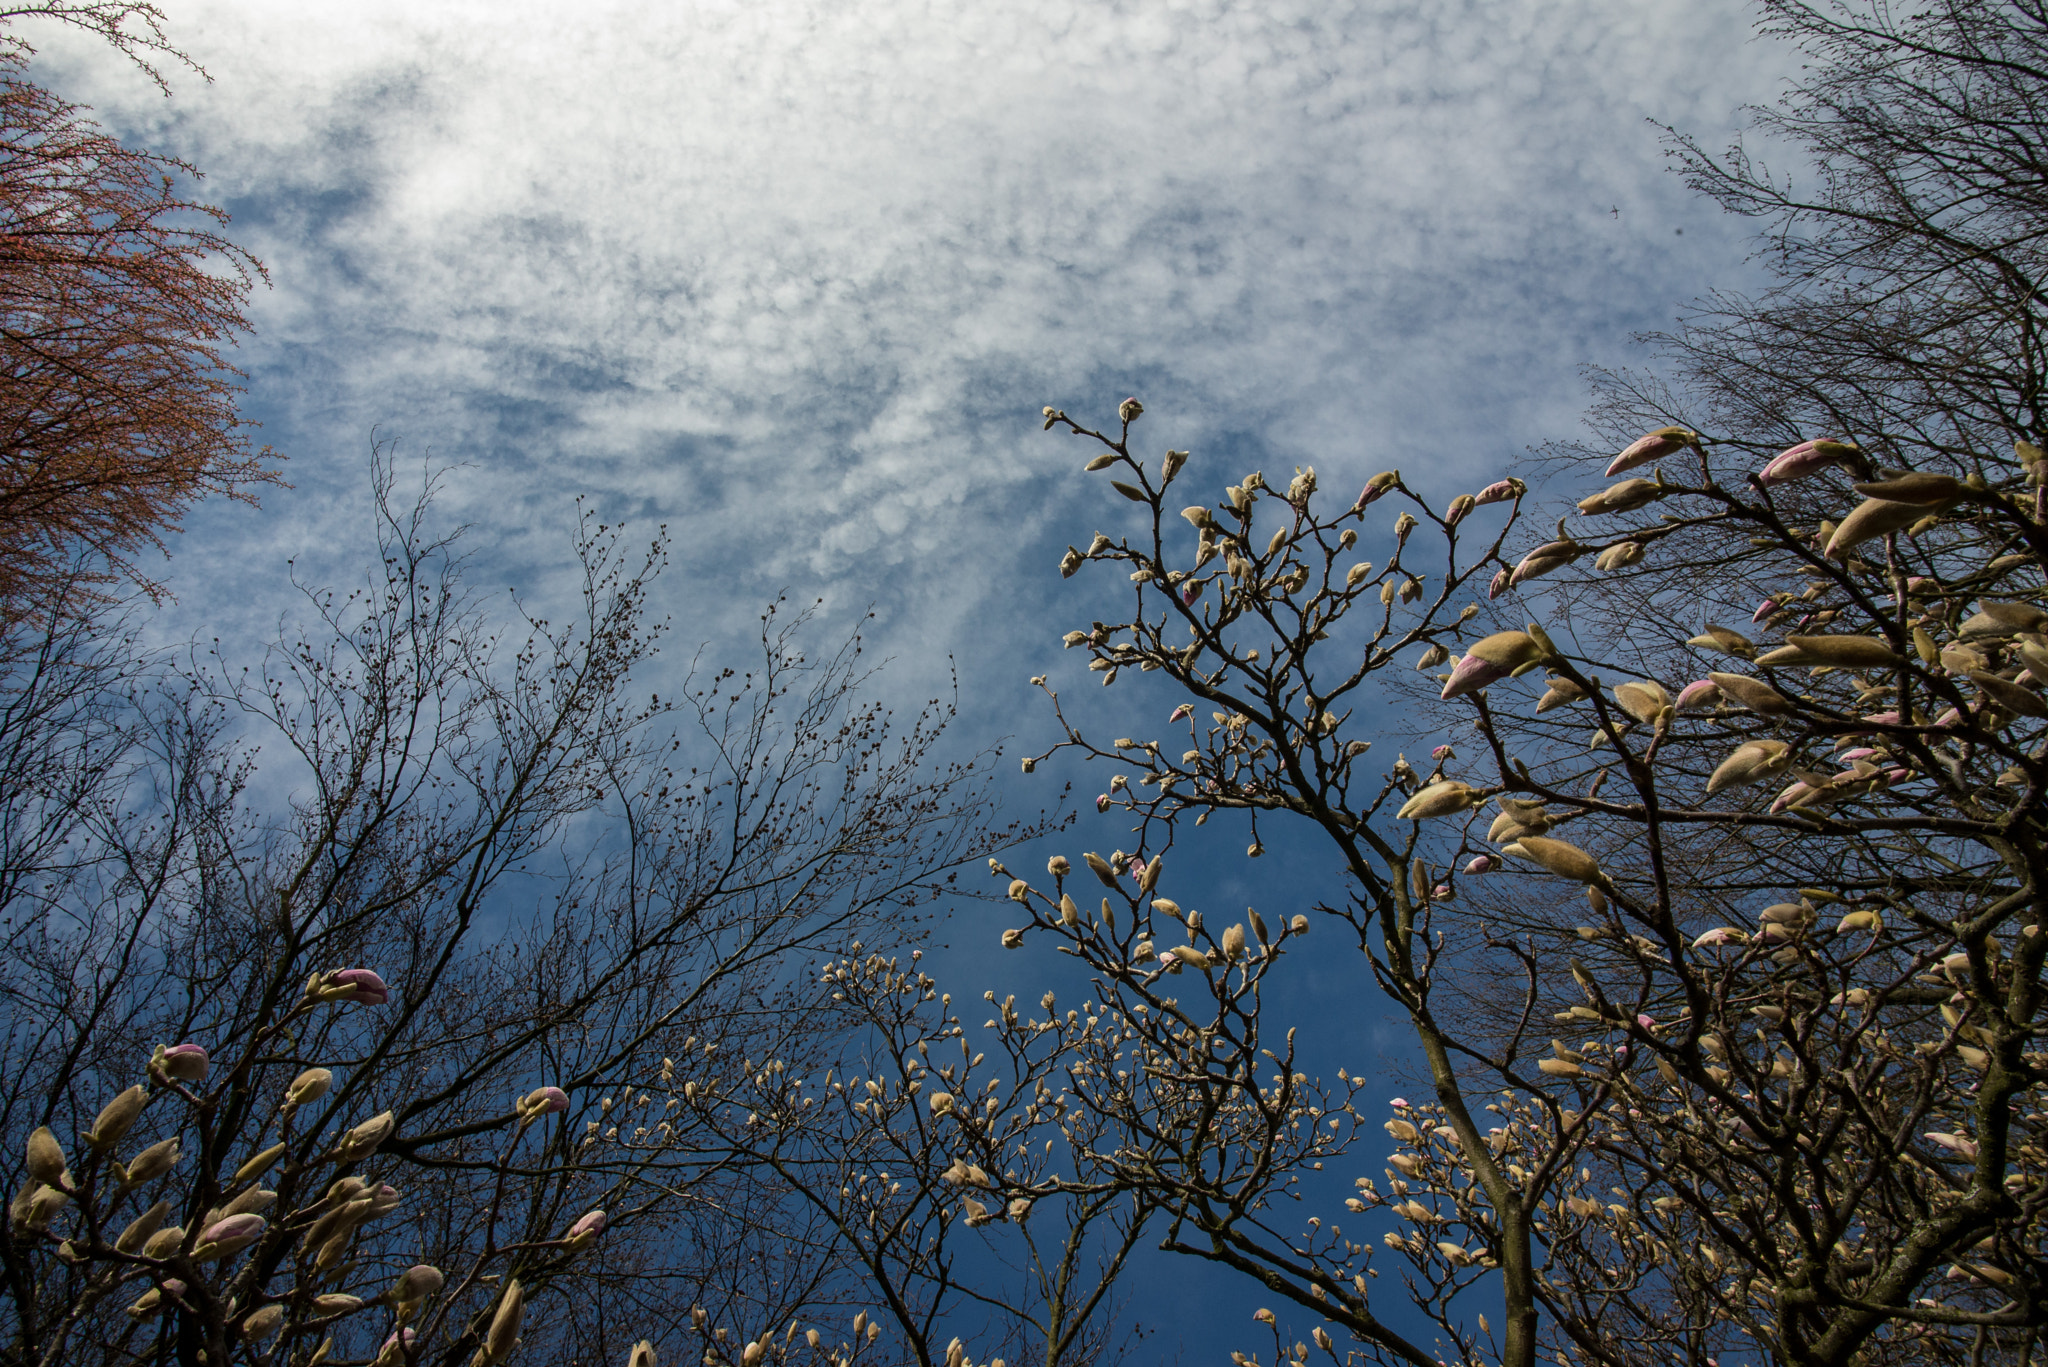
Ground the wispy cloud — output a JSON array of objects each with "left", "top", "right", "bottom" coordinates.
[{"left": 32, "top": 0, "right": 1792, "bottom": 692}]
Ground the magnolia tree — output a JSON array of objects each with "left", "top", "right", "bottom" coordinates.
[
  {"left": 0, "top": 460, "right": 1031, "bottom": 1367},
  {"left": 982, "top": 6, "right": 2048, "bottom": 1366},
  {"left": 1004, "top": 383, "right": 2043, "bottom": 1367}
]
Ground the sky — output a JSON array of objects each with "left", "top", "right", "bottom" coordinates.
[{"left": 28, "top": 0, "right": 1800, "bottom": 1357}]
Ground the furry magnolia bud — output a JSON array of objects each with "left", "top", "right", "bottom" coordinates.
[
  {"left": 1606, "top": 426, "right": 1692, "bottom": 476},
  {"left": 155, "top": 1042, "right": 210, "bottom": 1082},
  {"left": 1396, "top": 781, "right": 1479, "bottom": 820},
  {"left": 88, "top": 1086, "right": 148, "bottom": 1151},
  {"left": 192, "top": 1213, "right": 267, "bottom": 1261},
  {"left": 25, "top": 1128, "right": 69, "bottom": 1189},
  {"left": 333, "top": 1112, "right": 395, "bottom": 1162}
]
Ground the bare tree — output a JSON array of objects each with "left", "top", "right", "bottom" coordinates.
[{"left": 0, "top": 453, "right": 1033, "bottom": 1367}]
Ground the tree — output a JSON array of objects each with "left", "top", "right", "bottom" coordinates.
[
  {"left": 0, "top": 454, "right": 1032, "bottom": 1367},
  {"left": 993, "top": 7, "right": 2048, "bottom": 1366},
  {"left": 0, "top": 8, "right": 271, "bottom": 630}
]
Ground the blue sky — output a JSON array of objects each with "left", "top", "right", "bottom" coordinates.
[{"left": 31, "top": 0, "right": 1799, "bottom": 1357}]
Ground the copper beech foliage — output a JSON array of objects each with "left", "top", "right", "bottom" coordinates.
[{"left": 0, "top": 30, "right": 271, "bottom": 627}]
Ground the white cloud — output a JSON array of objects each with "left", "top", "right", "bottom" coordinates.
[{"left": 28, "top": 0, "right": 1792, "bottom": 696}]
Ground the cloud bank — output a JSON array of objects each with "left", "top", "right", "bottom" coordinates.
[{"left": 33, "top": 0, "right": 1790, "bottom": 693}]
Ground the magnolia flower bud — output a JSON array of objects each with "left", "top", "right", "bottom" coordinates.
[
  {"left": 1673, "top": 679, "right": 1721, "bottom": 714},
  {"left": 1007, "top": 879, "right": 1030, "bottom": 902},
  {"left": 479, "top": 1281, "right": 525, "bottom": 1365},
  {"left": 333, "top": 1111, "right": 395, "bottom": 1162},
  {"left": 115, "top": 1199, "right": 171, "bottom": 1254},
  {"left": 1058, "top": 894, "right": 1080, "bottom": 927},
  {"left": 519, "top": 1086, "right": 569, "bottom": 1120},
  {"left": 1001, "top": 928, "right": 1025, "bottom": 949},
  {"left": 241, "top": 1305, "right": 286, "bottom": 1341},
  {"left": 25, "top": 1127, "right": 69, "bottom": 1189},
  {"left": 285, "top": 1068, "right": 335, "bottom": 1108},
  {"left": 376, "top": 1328, "right": 417, "bottom": 1366},
  {"left": 1444, "top": 493, "right": 1475, "bottom": 526},
  {"left": 1440, "top": 630, "right": 1545, "bottom": 700},
  {"left": 192, "top": 1212, "right": 267, "bottom": 1261},
  {"left": 1612, "top": 680, "right": 1670, "bottom": 725},
  {"left": 1755, "top": 634, "right": 1902, "bottom": 668},
  {"left": 1119, "top": 397, "right": 1143, "bottom": 423},
  {"left": 1464, "top": 855, "right": 1497, "bottom": 875},
  {"left": 1709, "top": 672, "right": 1793, "bottom": 715},
  {"left": 11, "top": 1181, "right": 67, "bottom": 1230},
  {"left": 156, "top": 1042, "right": 210, "bottom": 1082},
  {"left": 1474, "top": 478, "right": 1521, "bottom": 505},
  {"left": 234, "top": 1142, "right": 286, "bottom": 1184},
  {"left": 1396, "top": 781, "right": 1478, "bottom": 820},
  {"left": 929, "top": 1092, "right": 955, "bottom": 1116},
  {"left": 127, "top": 1278, "right": 185, "bottom": 1318},
  {"left": 1758, "top": 438, "right": 1859, "bottom": 485},
  {"left": 1290, "top": 914, "right": 1309, "bottom": 936},
  {"left": 1510, "top": 540, "right": 1584, "bottom": 587},
  {"left": 1163, "top": 449, "right": 1189, "bottom": 482},
  {"left": 1356, "top": 471, "right": 1399, "bottom": 506},
  {"left": 1606, "top": 426, "right": 1692, "bottom": 476},
  {"left": 141, "top": 1225, "right": 186, "bottom": 1258},
  {"left": 1505, "top": 836, "right": 1606, "bottom": 887},
  {"left": 390, "top": 1264, "right": 445, "bottom": 1309},
  {"left": 1083, "top": 852, "right": 1118, "bottom": 887},
  {"left": 1047, "top": 855, "right": 1071, "bottom": 877},
  {"left": 1059, "top": 548, "right": 1084, "bottom": 577},
  {"left": 630, "top": 1342, "right": 659, "bottom": 1367},
  {"left": 1578, "top": 478, "right": 1664, "bottom": 516},
  {"left": 314, "top": 968, "right": 390, "bottom": 1006},
  {"left": 1220, "top": 924, "right": 1246, "bottom": 961},
  {"left": 119, "top": 1136, "right": 180, "bottom": 1190},
  {"left": 1826, "top": 497, "right": 1926, "bottom": 556},
  {"left": 1140, "top": 855, "right": 1163, "bottom": 892},
  {"left": 564, "top": 1209, "right": 606, "bottom": 1248},
  {"left": 222, "top": 1184, "right": 279, "bottom": 1219},
  {"left": 88, "top": 1086, "right": 148, "bottom": 1151},
  {"left": 1593, "top": 541, "right": 1645, "bottom": 571}
]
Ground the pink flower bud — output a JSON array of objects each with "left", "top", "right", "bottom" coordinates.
[
  {"left": 1444, "top": 494, "right": 1475, "bottom": 526},
  {"left": 329, "top": 969, "right": 390, "bottom": 1005},
  {"left": 1751, "top": 598, "right": 1779, "bottom": 624},
  {"left": 1095, "top": 794, "right": 1110, "bottom": 813},
  {"left": 1169, "top": 703, "right": 1193, "bottom": 723},
  {"left": 1355, "top": 471, "right": 1399, "bottom": 507},
  {"left": 1605, "top": 427, "right": 1692, "bottom": 477},
  {"left": 159, "top": 1043, "right": 210, "bottom": 1082},
  {"left": 564, "top": 1209, "right": 606, "bottom": 1247},
  {"left": 1472, "top": 479, "right": 1520, "bottom": 506},
  {"left": 1673, "top": 679, "right": 1721, "bottom": 714},
  {"left": 1758, "top": 439, "right": 1859, "bottom": 486},
  {"left": 1487, "top": 568, "right": 1510, "bottom": 599},
  {"left": 194, "top": 1213, "right": 267, "bottom": 1261},
  {"left": 1431, "top": 745, "right": 1454, "bottom": 762},
  {"left": 521, "top": 1087, "right": 569, "bottom": 1119},
  {"left": 1439, "top": 653, "right": 1509, "bottom": 699},
  {"left": 1464, "top": 855, "right": 1496, "bottom": 875},
  {"left": 1389, "top": 1097, "right": 1409, "bottom": 1108},
  {"left": 1118, "top": 398, "right": 1143, "bottom": 424},
  {"left": 1636, "top": 1014, "right": 1656, "bottom": 1030}
]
